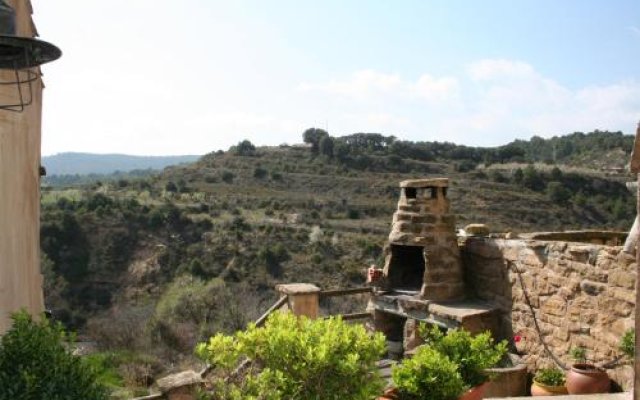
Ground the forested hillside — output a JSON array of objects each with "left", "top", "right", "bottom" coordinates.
[{"left": 39, "top": 129, "right": 636, "bottom": 395}]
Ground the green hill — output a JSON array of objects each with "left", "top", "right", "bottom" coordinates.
[{"left": 39, "top": 129, "right": 637, "bottom": 392}]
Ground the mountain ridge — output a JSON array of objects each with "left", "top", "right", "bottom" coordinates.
[{"left": 42, "top": 152, "right": 201, "bottom": 175}]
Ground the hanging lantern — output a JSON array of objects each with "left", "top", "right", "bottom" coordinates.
[{"left": 0, "top": 0, "right": 61, "bottom": 112}]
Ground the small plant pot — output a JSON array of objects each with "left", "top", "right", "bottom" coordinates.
[
  {"left": 458, "top": 382, "right": 488, "bottom": 400},
  {"left": 566, "top": 363, "right": 610, "bottom": 394},
  {"left": 530, "top": 380, "right": 568, "bottom": 396},
  {"left": 377, "top": 387, "right": 398, "bottom": 400}
]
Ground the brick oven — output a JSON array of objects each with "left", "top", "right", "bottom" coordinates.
[
  {"left": 383, "top": 178, "right": 464, "bottom": 300},
  {"left": 369, "top": 178, "right": 498, "bottom": 359}
]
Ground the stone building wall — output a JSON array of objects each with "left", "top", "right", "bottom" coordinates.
[
  {"left": 462, "top": 237, "right": 635, "bottom": 390},
  {"left": 0, "top": 0, "right": 45, "bottom": 333}
]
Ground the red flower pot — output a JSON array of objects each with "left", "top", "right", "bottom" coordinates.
[
  {"left": 458, "top": 382, "right": 488, "bottom": 400},
  {"left": 566, "top": 363, "right": 610, "bottom": 394}
]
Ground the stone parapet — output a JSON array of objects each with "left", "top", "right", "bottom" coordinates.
[{"left": 462, "top": 237, "right": 636, "bottom": 390}]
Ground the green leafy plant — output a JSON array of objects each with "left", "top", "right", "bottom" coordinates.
[
  {"left": 0, "top": 311, "right": 108, "bottom": 400},
  {"left": 534, "top": 367, "right": 566, "bottom": 386},
  {"left": 196, "top": 311, "right": 386, "bottom": 400},
  {"left": 620, "top": 329, "right": 635, "bottom": 358},
  {"left": 570, "top": 346, "right": 587, "bottom": 364},
  {"left": 419, "top": 325, "right": 508, "bottom": 387},
  {"left": 392, "top": 346, "right": 465, "bottom": 400}
]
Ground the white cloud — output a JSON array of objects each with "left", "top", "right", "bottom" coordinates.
[
  {"left": 468, "top": 59, "right": 537, "bottom": 81},
  {"left": 628, "top": 26, "right": 640, "bottom": 37},
  {"left": 296, "top": 60, "right": 640, "bottom": 146},
  {"left": 414, "top": 74, "right": 460, "bottom": 103},
  {"left": 297, "top": 70, "right": 403, "bottom": 99},
  {"left": 298, "top": 70, "right": 460, "bottom": 103}
]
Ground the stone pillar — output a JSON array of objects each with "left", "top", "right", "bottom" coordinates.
[
  {"left": 156, "top": 370, "right": 203, "bottom": 400},
  {"left": 276, "top": 283, "right": 320, "bottom": 319}
]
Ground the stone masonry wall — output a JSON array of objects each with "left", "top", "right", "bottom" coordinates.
[{"left": 462, "top": 237, "right": 636, "bottom": 390}]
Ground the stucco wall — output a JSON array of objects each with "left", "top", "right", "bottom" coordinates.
[
  {"left": 0, "top": 0, "right": 45, "bottom": 333},
  {"left": 462, "top": 237, "right": 636, "bottom": 390}
]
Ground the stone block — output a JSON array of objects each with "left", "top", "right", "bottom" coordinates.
[
  {"left": 463, "top": 239, "right": 503, "bottom": 259},
  {"left": 157, "top": 370, "right": 203, "bottom": 400},
  {"left": 579, "top": 280, "right": 607, "bottom": 296},
  {"left": 411, "top": 214, "right": 436, "bottom": 224},
  {"left": 403, "top": 319, "right": 423, "bottom": 353},
  {"left": 276, "top": 283, "right": 320, "bottom": 319},
  {"left": 464, "top": 223, "right": 490, "bottom": 236},
  {"left": 399, "top": 205, "right": 421, "bottom": 213},
  {"left": 608, "top": 269, "right": 636, "bottom": 289},
  {"left": 394, "top": 213, "right": 412, "bottom": 222},
  {"left": 611, "top": 287, "right": 635, "bottom": 304},
  {"left": 567, "top": 245, "right": 597, "bottom": 264},
  {"left": 611, "top": 318, "right": 634, "bottom": 336}
]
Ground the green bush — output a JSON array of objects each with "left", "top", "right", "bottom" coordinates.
[
  {"left": 569, "top": 346, "right": 587, "bottom": 363},
  {"left": 196, "top": 311, "right": 386, "bottom": 400},
  {"left": 620, "top": 329, "right": 635, "bottom": 358},
  {"left": 392, "top": 346, "right": 465, "bottom": 400},
  {"left": 534, "top": 367, "right": 565, "bottom": 386},
  {"left": 0, "top": 311, "right": 108, "bottom": 399},
  {"left": 419, "top": 325, "right": 507, "bottom": 387}
]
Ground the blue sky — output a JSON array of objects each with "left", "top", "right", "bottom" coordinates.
[{"left": 33, "top": 0, "right": 640, "bottom": 155}]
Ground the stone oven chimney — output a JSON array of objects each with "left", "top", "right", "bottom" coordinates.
[{"left": 383, "top": 178, "right": 464, "bottom": 301}]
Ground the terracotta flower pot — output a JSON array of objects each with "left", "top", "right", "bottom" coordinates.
[
  {"left": 566, "top": 363, "right": 610, "bottom": 394},
  {"left": 458, "top": 382, "right": 488, "bottom": 400},
  {"left": 530, "top": 380, "right": 568, "bottom": 396},
  {"left": 376, "top": 387, "right": 399, "bottom": 400}
]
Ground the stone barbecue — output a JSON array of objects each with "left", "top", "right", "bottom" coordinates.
[
  {"left": 384, "top": 178, "right": 464, "bottom": 300},
  {"left": 369, "top": 178, "right": 498, "bottom": 360}
]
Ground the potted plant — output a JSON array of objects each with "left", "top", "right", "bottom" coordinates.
[
  {"left": 565, "top": 346, "right": 610, "bottom": 394},
  {"left": 385, "top": 326, "right": 507, "bottom": 400},
  {"left": 390, "top": 346, "right": 466, "bottom": 400},
  {"left": 531, "top": 367, "right": 567, "bottom": 396},
  {"left": 420, "top": 326, "right": 508, "bottom": 400}
]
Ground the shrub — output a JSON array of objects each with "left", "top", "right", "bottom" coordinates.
[
  {"left": 253, "top": 167, "right": 268, "bottom": 179},
  {"left": 534, "top": 367, "right": 565, "bottom": 386},
  {"left": 419, "top": 325, "right": 507, "bottom": 387},
  {"left": 570, "top": 346, "right": 587, "bottom": 363},
  {"left": 196, "top": 312, "right": 386, "bottom": 400},
  {"left": 620, "top": 329, "right": 635, "bottom": 358},
  {"left": 221, "top": 171, "right": 235, "bottom": 183},
  {"left": 0, "top": 311, "right": 108, "bottom": 399},
  {"left": 392, "top": 346, "right": 465, "bottom": 400}
]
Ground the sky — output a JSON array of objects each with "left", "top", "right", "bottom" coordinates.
[{"left": 32, "top": 0, "right": 640, "bottom": 156}]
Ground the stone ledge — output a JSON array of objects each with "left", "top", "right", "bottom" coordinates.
[
  {"left": 276, "top": 283, "right": 320, "bottom": 295},
  {"left": 400, "top": 178, "right": 448, "bottom": 188},
  {"left": 370, "top": 295, "right": 497, "bottom": 335}
]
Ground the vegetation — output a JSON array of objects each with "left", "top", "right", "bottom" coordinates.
[
  {"left": 620, "top": 329, "right": 635, "bottom": 358},
  {"left": 419, "top": 325, "right": 507, "bottom": 387},
  {"left": 534, "top": 367, "right": 566, "bottom": 387},
  {"left": 195, "top": 312, "right": 386, "bottom": 400},
  {"left": 0, "top": 311, "right": 108, "bottom": 400},
  {"left": 392, "top": 346, "right": 465, "bottom": 400},
  {"left": 570, "top": 346, "right": 588, "bottom": 364},
  {"left": 392, "top": 326, "right": 506, "bottom": 399},
  {"left": 37, "top": 129, "right": 637, "bottom": 389}
]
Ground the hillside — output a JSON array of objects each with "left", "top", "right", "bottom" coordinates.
[
  {"left": 42, "top": 152, "right": 200, "bottom": 175},
  {"left": 38, "top": 130, "right": 637, "bottom": 395}
]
